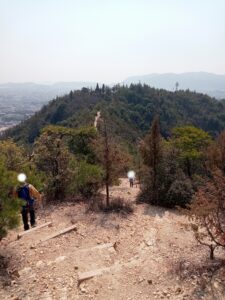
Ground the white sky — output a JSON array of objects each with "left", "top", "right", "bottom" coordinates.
[{"left": 0, "top": 0, "right": 225, "bottom": 83}]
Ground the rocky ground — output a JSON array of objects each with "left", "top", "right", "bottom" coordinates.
[{"left": 0, "top": 179, "right": 224, "bottom": 300}]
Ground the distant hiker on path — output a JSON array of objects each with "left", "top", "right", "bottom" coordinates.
[
  {"left": 15, "top": 173, "right": 42, "bottom": 231},
  {"left": 129, "top": 177, "right": 134, "bottom": 188},
  {"left": 127, "top": 170, "right": 136, "bottom": 188}
]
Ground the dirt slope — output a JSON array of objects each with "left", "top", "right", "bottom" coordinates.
[{"left": 0, "top": 179, "right": 224, "bottom": 300}]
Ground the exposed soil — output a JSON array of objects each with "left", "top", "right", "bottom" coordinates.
[{"left": 0, "top": 179, "right": 224, "bottom": 300}]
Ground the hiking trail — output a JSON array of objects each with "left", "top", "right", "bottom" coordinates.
[{"left": 0, "top": 179, "right": 224, "bottom": 300}]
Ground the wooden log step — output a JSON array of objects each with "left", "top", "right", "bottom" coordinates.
[
  {"left": 40, "top": 224, "right": 77, "bottom": 243},
  {"left": 17, "top": 222, "right": 52, "bottom": 239},
  {"left": 78, "top": 269, "right": 103, "bottom": 284}
]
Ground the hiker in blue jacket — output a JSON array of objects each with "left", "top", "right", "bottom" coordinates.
[{"left": 16, "top": 173, "right": 42, "bottom": 231}]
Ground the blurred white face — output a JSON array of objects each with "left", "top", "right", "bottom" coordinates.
[
  {"left": 127, "top": 171, "right": 135, "bottom": 179},
  {"left": 17, "top": 173, "right": 27, "bottom": 183}
]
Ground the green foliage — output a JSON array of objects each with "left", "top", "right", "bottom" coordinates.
[
  {"left": 0, "top": 139, "right": 25, "bottom": 171},
  {"left": 69, "top": 160, "right": 104, "bottom": 198},
  {"left": 68, "top": 127, "right": 97, "bottom": 163},
  {"left": 172, "top": 126, "right": 212, "bottom": 159},
  {"left": 0, "top": 139, "right": 44, "bottom": 239},
  {"left": 41, "top": 125, "right": 97, "bottom": 162},
  {"left": 171, "top": 126, "right": 212, "bottom": 177},
  {"left": 166, "top": 175, "right": 194, "bottom": 208},
  {"left": 33, "top": 124, "right": 102, "bottom": 200},
  {"left": 33, "top": 128, "right": 74, "bottom": 200},
  {"left": 5, "top": 85, "right": 225, "bottom": 146},
  {"left": 140, "top": 116, "right": 162, "bottom": 203},
  {"left": 139, "top": 121, "right": 195, "bottom": 208},
  {"left": 0, "top": 158, "right": 21, "bottom": 240}
]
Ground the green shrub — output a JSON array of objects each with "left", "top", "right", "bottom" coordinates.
[
  {"left": 166, "top": 177, "right": 194, "bottom": 208},
  {"left": 69, "top": 160, "right": 104, "bottom": 198},
  {"left": 0, "top": 159, "right": 22, "bottom": 240}
]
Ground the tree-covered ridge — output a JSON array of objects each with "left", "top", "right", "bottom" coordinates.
[{"left": 5, "top": 84, "right": 225, "bottom": 144}]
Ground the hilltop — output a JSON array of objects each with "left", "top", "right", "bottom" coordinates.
[
  {"left": 2, "top": 73, "right": 225, "bottom": 132},
  {"left": 5, "top": 84, "right": 225, "bottom": 145}
]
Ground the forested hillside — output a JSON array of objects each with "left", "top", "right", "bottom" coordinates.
[{"left": 5, "top": 84, "right": 225, "bottom": 144}]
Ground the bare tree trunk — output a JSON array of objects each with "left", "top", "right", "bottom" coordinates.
[
  {"left": 106, "top": 180, "right": 109, "bottom": 207},
  {"left": 186, "top": 157, "right": 192, "bottom": 178},
  {"left": 210, "top": 244, "right": 215, "bottom": 260}
]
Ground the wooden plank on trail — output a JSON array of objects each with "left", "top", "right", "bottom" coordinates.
[
  {"left": 77, "top": 258, "right": 141, "bottom": 285},
  {"left": 77, "top": 262, "right": 121, "bottom": 285},
  {"left": 78, "top": 269, "right": 103, "bottom": 284},
  {"left": 17, "top": 222, "right": 52, "bottom": 239},
  {"left": 40, "top": 224, "right": 77, "bottom": 243}
]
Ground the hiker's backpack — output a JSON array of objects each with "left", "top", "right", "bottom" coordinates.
[{"left": 17, "top": 184, "right": 34, "bottom": 207}]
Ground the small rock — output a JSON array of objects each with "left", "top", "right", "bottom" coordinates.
[
  {"left": 213, "top": 282, "right": 219, "bottom": 289},
  {"left": 94, "top": 289, "right": 99, "bottom": 294},
  {"left": 145, "top": 240, "right": 154, "bottom": 246},
  {"left": 36, "top": 261, "right": 44, "bottom": 268},
  {"left": 18, "top": 267, "right": 32, "bottom": 276},
  {"left": 55, "top": 256, "right": 66, "bottom": 263},
  {"left": 81, "top": 287, "right": 87, "bottom": 293},
  {"left": 147, "top": 279, "right": 153, "bottom": 285},
  {"left": 74, "top": 266, "right": 79, "bottom": 270}
]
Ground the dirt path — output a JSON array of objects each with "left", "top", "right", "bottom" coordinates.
[
  {"left": 0, "top": 179, "right": 224, "bottom": 300},
  {"left": 94, "top": 111, "right": 101, "bottom": 128}
]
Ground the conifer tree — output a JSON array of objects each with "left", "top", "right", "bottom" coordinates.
[
  {"left": 140, "top": 116, "right": 162, "bottom": 203},
  {"left": 95, "top": 83, "right": 100, "bottom": 93}
]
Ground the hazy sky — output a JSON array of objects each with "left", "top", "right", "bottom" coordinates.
[{"left": 0, "top": 0, "right": 225, "bottom": 83}]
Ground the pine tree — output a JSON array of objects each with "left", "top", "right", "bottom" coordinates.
[
  {"left": 95, "top": 83, "right": 100, "bottom": 93},
  {"left": 140, "top": 116, "right": 162, "bottom": 203},
  {"left": 69, "top": 90, "right": 73, "bottom": 99}
]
